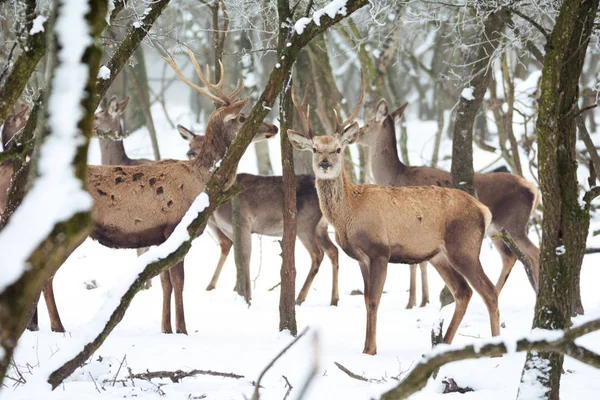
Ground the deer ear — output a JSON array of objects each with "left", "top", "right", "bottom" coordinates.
[
  {"left": 287, "top": 129, "right": 313, "bottom": 151},
  {"left": 340, "top": 122, "right": 360, "bottom": 146},
  {"left": 177, "top": 124, "right": 197, "bottom": 141},
  {"left": 223, "top": 98, "right": 249, "bottom": 122},
  {"left": 108, "top": 96, "right": 119, "bottom": 115},
  {"left": 391, "top": 102, "right": 408, "bottom": 122},
  {"left": 117, "top": 97, "right": 130, "bottom": 114},
  {"left": 375, "top": 99, "right": 388, "bottom": 123}
]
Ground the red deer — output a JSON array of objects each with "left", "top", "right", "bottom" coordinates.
[
  {"left": 358, "top": 100, "right": 539, "bottom": 294},
  {"left": 287, "top": 83, "right": 499, "bottom": 355},
  {"left": 178, "top": 125, "right": 340, "bottom": 305}
]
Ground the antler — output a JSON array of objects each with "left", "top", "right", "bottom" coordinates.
[
  {"left": 291, "top": 84, "right": 314, "bottom": 139},
  {"left": 162, "top": 47, "right": 244, "bottom": 106},
  {"left": 333, "top": 73, "right": 365, "bottom": 134}
]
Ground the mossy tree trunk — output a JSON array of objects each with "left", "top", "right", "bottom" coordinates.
[
  {"left": 516, "top": 1, "right": 600, "bottom": 398},
  {"left": 0, "top": 0, "right": 108, "bottom": 387}
]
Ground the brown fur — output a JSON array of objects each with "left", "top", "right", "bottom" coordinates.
[
  {"left": 178, "top": 130, "right": 340, "bottom": 305},
  {"left": 289, "top": 120, "right": 499, "bottom": 355},
  {"left": 359, "top": 100, "right": 540, "bottom": 293}
]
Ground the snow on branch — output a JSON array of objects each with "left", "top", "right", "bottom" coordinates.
[
  {"left": 44, "top": 192, "right": 209, "bottom": 387},
  {"left": 294, "top": 0, "right": 349, "bottom": 34},
  {"left": 380, "top": 317, "right": 600, "bottom": 400},
  {"left": 0, "top": 0, "right": 93, "bottom": 293}
]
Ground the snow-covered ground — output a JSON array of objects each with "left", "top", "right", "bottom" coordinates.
[{"left": 5, "top": 67, "right": 600, "bottom": 399}]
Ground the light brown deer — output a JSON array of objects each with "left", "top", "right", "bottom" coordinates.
[
  {"left": 287, "top": 84, "right": 500, "bottom": 355},
  {"left": 178, "top": 125, "right": 340, "bottom": 305},
  {"left": 358, "top": 100, "right": 539, "bottom": 294},
  {"left": 85, "top": 51, "right": 277, "bottom": 334},
  {"left": 95, "top": 96, "right": 154, "bottom": 290}
]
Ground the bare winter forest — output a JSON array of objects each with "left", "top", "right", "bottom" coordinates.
[{"left": 0, "top": 0, "right": 599, "bottom": 399}]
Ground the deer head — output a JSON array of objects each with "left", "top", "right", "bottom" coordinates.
[
  {"left": 288, "top": 79, "right": 364, "bottom": 180},
  {"left": 93, "top": 96, "right": 130, "bottom": 138},
  {"left": 164, "top": 48, "right": 278, "bottom": 152},
  {"left": 178, "top": 121, "right": 277, "bottom": 160},
  {"left": 2, "top": 103, "right": 30, "bottom": 149},
  {"left": 357, "top": 99, "right": 408, "bottom": 147}
]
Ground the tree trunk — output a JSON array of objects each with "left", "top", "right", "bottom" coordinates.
[
  {"left": 517, "top": 1, "right": 599, "bottom": 398},
  {"left": 279, "top": 78, "right": 297, "bottom": 335},
  {"left": 0, "top": 0, "right": 107, "bottom": 386},
  {"left": 450, "top": 9, "right": 507, "bottom": 196}
]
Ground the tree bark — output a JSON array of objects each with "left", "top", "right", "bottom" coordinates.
[
  {"left": 450, "top": 9, "right": 507, "bottom": 196},
  {"left": 517, "top": 1, "right": 600, "bottom": 398},
  {"left": 0, "top": 0, "right": 107, "bottom": 386}
]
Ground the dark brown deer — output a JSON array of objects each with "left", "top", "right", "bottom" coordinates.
[
  {"left": 177, "top": 125, "right": 340, "bottom": 305},
  {"left": 288, "top": 83, "right": 499, "bottom": 355},
  {"left": 358, "top": 100, "right": 539, "bottom": 294}
]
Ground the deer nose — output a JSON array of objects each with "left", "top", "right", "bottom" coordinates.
[{"left": 319, "top": 160, "right": 331, "bottom": 170}]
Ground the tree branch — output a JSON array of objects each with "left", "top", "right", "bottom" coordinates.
[{"left": 381, "top": 318, "right": 600, "bottom": 400}]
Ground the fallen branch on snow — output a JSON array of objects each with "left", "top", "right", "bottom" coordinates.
[{"left": 104, "top": 367, "right": 244, "bottom": 385}]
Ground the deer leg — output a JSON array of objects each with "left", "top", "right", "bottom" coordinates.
[
  {"left": 206, "top": 227, "right": 232, "bottom": 291},
  {"left": 445, "top": 247, "right": 500, "bottom": 338},
  {"left": 317, "top": 221, "right": 340, "bottom": 306},
  {"left": 136, "top": 247, "right": 152, "bottom": 289},
  {"left": 419, "top": 262, "right": 429, "bottom": 307},
  {"left": 406, "top": 264, "right": 417, "bottom": 309},
  {"left": 514, "top": 234, "right": 540, "bottom": 293},
  {"left": 169, "top": 262, "right": 187, "bottom": 334},
  {"left": 43, "top": 277, "right": 65, "bottom": 333},
  {"left": 492, "top": 238, "right": 517, "bottom": 294},
  {"left": 429, "top": 253, "right": 473, "bottom": 344},
  {"left": 160, "top": 271, "right": 173, "bottom": 334},
  {"left": 26, "top": 296, "right": 40, "bottom": 332},
  {"left": 296, "top": 231, "right": 324, "bottom": 306},
  {"left": 363, "top": 256, "right": 388, "bottom": 355}
]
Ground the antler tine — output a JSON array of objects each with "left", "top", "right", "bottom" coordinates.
[
  {"left": 335, "top": 73, "right": 365, "bottom": 133},
  {"left": 163, "top": 49, "right": 226, "bottom": 105},
  {"left": 291, "top": 84, "right": 314, "bottom": 139},
  {"left": 229, "top": 78, "right": 245, "bottom": 101}
]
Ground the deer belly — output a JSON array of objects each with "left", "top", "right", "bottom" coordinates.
[
  {"left": 388, "top": 243, "right": 439, "bottom": 264},
  {"left": 91, "top": 222, "right": 169, "bottom": 249}
]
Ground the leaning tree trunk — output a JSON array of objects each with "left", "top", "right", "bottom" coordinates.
[
  {"left": 0, "top": 0, "right": 108, "bottom": 386},
  {"left": 516, "top": 1, "right": 599, "bottom": 399}
]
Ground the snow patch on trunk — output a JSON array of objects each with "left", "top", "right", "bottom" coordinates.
[{"left": 294, "top": 0, "right": 348, "bottom": 34}]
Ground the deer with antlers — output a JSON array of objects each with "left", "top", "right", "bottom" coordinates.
[
  {"left": 287, "top": 81, "right": 499, "bottom": 355},
  {"left": 357, "top": 100, "right": 539, "bottom": 294},
  {"left": 177, "top": 124, "right": 340, "bottom": 305}
]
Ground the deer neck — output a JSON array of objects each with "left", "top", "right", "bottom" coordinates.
[
  {"left": 99, "top": 139, "right": 131, "bottom": 166},
  {"left": 315, "top": 168, "right": 352, "bottom": 224},
  {"left": 192, "top": 124, "right": 230, "bottom": 181},
  {"left": 369, "top": 117, "right": 406, "bottom": 186}
]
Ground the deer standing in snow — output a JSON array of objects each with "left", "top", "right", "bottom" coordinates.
[
  {"left": 287, "top": 82, "right": 500, "bottom": 355},
  {"left": 178, "top": 125, "right": 340, "bottom": 305},
  {"left": 358, "top": 100, "right": 539, "bottom": 294}
]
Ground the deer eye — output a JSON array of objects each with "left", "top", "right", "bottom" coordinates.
[
  {"left": 313, "top": 148, "right": 317, "bottom": 153},
  {"left": 239, "top": 116, "right": 246, "bottom": 123},
  {"left": 336, "top": 148, "right": 341, "bottom": 154}
]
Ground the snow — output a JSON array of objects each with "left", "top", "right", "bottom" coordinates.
[
  {"left": 97, "top": 65, "right": 110, "bottom": 80},
  {"left": 105, "top": 0, "right": 115, "bottom": 25},
  {"left": 294, "top": 0, "right": 348, "bottom": 34},
  {"left": 461, "top": 86, "right": 475, "bottom": 101},
  {"left": 30, "top": 16, "right": 47, "bottom": 35},
  {"left": 0, "top": 0, "right": 92, "bottom": 293}
]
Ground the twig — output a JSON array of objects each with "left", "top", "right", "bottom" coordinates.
[
  {"left": 576, "top": 107, "right": 600, "bottom": 185},
  {"left": 333, "top": 362, "right": 368, "bottom": 382},
  {"left": 251, "top": 327, "right": 309, "bottom": 400},
  {"left": 509, "top": 9, "right": 551, "bottom": 43},
  {"left": 268, "top": 282, "right": 281, "bottom": 291},
  {"left": 585, "top": 247, "right": 600, "bottom": 254},
  {"left": 112, "top": 354, "right": 127, "bottom": 386},
  {"left": 282, "top": 375, "right": 293, "bottom": 400},
  {"left": 89, "top": 372, "right": 102, "bottom": 394},
  {"left": 108, "top": 368, "right": 245, "bottom": 384},
  {"left": 295, "top": 332, "right": 320, "bottom": 400}
]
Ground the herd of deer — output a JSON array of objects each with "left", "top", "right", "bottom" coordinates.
[{"left": 0, "top": 50, "right": 539, "bottom": 355}]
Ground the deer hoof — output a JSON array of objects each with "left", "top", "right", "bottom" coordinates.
[
  {"left": 419, "top": 300, "right": 429, "bottom": 308},
  {"left": 51, "top": 324, "right": 66, "bottom": 333},
  {"left": 330, "top": 299, "right": 339, "bottom": 307},
  {"left": 295, "top": 298, "right": 304, "bottom": 306},
  {"left": 362, "top": 346, "right": 377, "bottom": 356},
  {"left": 405, "top": 302, "right": 416, "bottom": 309},
  {"left": 26, "top": 322, "right": 39, "bottom": 332},
  {"left": 162, "top": 327, "right": 173, "bottom": 334},
  {"left": 206, "top": 284, "right": 215, "bottom": 291},
  {"left": 176, "top": 328, "right": 188, "bottom": 335}
]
